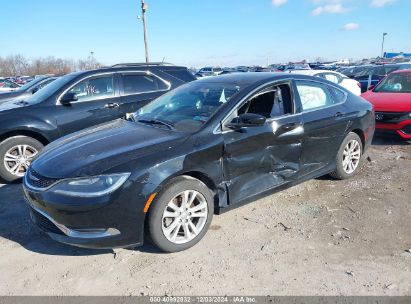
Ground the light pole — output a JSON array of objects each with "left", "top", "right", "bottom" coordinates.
[
  {"left": 141, "top": 0, "right": 150, "bottom": 63},
  {"left": 381, "top": 33, "right": 388, "bottom": 59}
]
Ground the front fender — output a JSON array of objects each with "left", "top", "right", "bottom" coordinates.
[{"left": 0, "top": 117, "right": 58, "bottom": 142}]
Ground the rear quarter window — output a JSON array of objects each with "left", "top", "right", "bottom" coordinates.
[
  {"left": 122, "top": 74, "right": 167, "bottom": 95},
  {"left": 329, "top": 87, "right": 347, "bottom": 103}
]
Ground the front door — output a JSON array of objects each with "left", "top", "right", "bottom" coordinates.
[
  {"left": 55, "top": 74, "right": 121, "bottom": 136},
  {"left": 222, "top": 82, "right": 304, "bottom": 204}
]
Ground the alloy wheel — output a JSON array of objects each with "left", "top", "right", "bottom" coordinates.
[
  {"left": 161, "top": 190, "right": 208, "bottom": 244},
  {"left": 3, "top": 144, "right": 38, "bottom": 177},
  {"left": 342, "top": 139, "right": 361, "bottom": 174}
]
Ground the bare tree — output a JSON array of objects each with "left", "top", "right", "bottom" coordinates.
[{"left": 0, "top": 54, "right": 103, "bottom": 77}]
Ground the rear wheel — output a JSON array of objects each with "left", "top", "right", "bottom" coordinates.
[
  {"left": 0, "top": 136, "right": 44, "bottom": 182},
  {"left": 147, "top": 176, "right": 214, "bottom": 252},
  {"left": 330, "top": 132, "right": 363, "bottom": 180}
]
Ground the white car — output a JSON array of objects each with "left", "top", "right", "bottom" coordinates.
[
  {"left": 289, "top": 70, "right": 361, "bottom": 96},
  {"left": 0, "top": 79, "right": 20, "bottom": 92}
]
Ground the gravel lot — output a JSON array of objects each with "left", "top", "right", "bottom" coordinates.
[{"left": 0, "top": 135, "right": 410, "bottom": 296}]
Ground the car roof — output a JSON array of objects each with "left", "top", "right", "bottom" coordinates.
[
  {"left": 67, "top": 63, "right": 190, "bottom": 78},
  {"left": 392, "top": 69, "right": 411, "bottom": 74},
  {"left": 289, "top": 69, "right": 338, "bottom": 75},
  {"left": 194, "top": 72, "right": 298, "bottom": 85}
]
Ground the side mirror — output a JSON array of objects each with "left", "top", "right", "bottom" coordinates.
[
  {"left": 368, "top": 85, "right": 375, "bottom": 91},
  {"left": 60, "top": 92, "right": 78, "bottom": 105},
  {"left": 226, "top": 113, "right": 266, "bottom": 130},
  {"left": 31, "top": 87, "right": 39, "bottom": 94}
]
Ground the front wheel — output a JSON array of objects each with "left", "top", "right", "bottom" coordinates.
[
  {"left": 147, "top": 176, "right": 214, "bottom": 252},
  {"left": 329, "top": 132, "right": 363, "bottom": 180},
  {"left": 0, "top": 136, "right": 44, "bottom": 182}
]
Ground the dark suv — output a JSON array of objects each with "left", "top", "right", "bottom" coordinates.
[
  {"left": 0, "top": 63, "right": 195, "bottom": 182},
  {"left": 354, "top": 63, "right": 411, "bottom": 92}
]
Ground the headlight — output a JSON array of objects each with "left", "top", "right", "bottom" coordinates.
[{"left": 50, "top": 173, "right": 130, "bottom": 197}]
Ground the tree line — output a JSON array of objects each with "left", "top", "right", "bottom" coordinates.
[{"left": 0, "top": 54, "right": 103, "bottom": 77}]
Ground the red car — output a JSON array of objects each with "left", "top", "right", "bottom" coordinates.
[{"left": 361, "top": 69, "right": 411, "bottom": 139}]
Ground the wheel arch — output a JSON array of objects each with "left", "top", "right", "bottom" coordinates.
[
  {"left": 166, "top": 171, "right": 220, "bottom": 212},
  {"left": 0, "top": 130, "right": 50, "bottom": 146},
  {"left": 143, "top": 170, "right": 221, "bottom": 219},
  {"left": 349, "top": 129, "right": 365, "bottom": 152}
]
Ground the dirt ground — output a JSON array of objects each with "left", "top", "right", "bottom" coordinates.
[{"left": 0, "top": 135, "right": 410, "bottom": 296}]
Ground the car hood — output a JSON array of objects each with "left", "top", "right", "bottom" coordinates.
[
  {"left": 32, "top": 119, "right": 189, "bottom": 178},
  {"left": 361, "top": 91, "right": 411, "bottom": 112},
  {"left": 0, "top": 91, "right": 23, "bottom": 101},
  {"left": 0, "top": 99, "right": 31, "bottom": 111}
]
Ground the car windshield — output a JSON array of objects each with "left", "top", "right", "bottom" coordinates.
[
  {"left": 134, "top": 81, "right": 242, "bottom": 132},
  {"left": 355, "top": 66, "right": 374, "bottom": 77},
  {"left": 15, "top": 78, "right": 45, "bottom": 92},
  {"left": 25, "top": 73, "right": 79, "bottom": 104},
  {"left": 374, "top": 73, "right": 411, "bottom": 93}
]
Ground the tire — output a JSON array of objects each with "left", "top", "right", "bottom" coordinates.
[
  {"left": 329, "top": 132, "right": 363, "bottom": 180},
  {"left": 0, "top": 136, "right": 44, "bottom": 182},
  {"left": 147, "top": 176, "right": 214, "bottom": 253}
]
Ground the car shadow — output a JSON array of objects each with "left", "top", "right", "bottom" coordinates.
[
  {"left": 0, "top": 183, "right": 166, "bottom": 256},
  {"left": 0, "top": 183, "right": 114, "bottom": 256},
  {"left": 372, "top": 133, "right": 410, "bottom": 146}
]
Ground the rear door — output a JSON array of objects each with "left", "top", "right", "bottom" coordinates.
[
  {"left": 295, "top": 79, "right": 350, "bottom": 178},
  {"left": 55, "top": 73, "right": 121, "bottom": 136},
  {"left": 119, "top": 72, "right": 170, "bottom": 115},
  {"left": 222, "top": 81, "right": 304, "bottom": 204}
]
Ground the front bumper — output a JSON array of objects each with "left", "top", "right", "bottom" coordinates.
[
  {"left": 376, "top": 119, "right": 411, "bottom": 139},
  {"left": 23, "top": 174, "right": 148, "bottom": 249}
]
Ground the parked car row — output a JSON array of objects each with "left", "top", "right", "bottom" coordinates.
[
  {"left": 340, "top": 63, "right": 411, "bottom": 92},
  {"left": 0, "top": 78, "right": 20, "bottom": 92},
  {"left": 3, "top": 59, "right": 410, "bottom": 253},
  {"left": 0, "top": 76, "right": 57, "bottom": 104},
  {"left": 361, "top": 69, "right": 411, "bottom": 139}
]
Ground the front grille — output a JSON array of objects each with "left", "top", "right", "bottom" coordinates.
[
  {"left": 401, "top": 124, "right": 411, "bottom": 134},
  {"left": 29, "top": 207, "right": 64, "bottom": 235},
  {"left": 26, "top": 169, "right": 59, "bottom": 189},
  {"left": 375, "top": 112, "right": 410, "bottom": 124}
]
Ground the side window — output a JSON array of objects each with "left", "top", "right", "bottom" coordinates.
[
  {"left": 322, "top": 73, "right": 341, "bottom": 84},
  {"left": 373, "top": 67, "right": 386, "bottom": 76},
  {"left": 238, "top": 84, "right": 293, "bottom": 118},
  {"left": 329, "top": 87, "right": 347, "bottom": 103},
  {"left": 122, "top": 74, "right": 166, "bottom": 95},
  {"left": 296, "top": 80, "right": 335, "bottom": 111},
  {"left": 37, "top": 79, "right": 55, "bottom": 90},
  {"left": 68, "top": 76, "right": 114, "bottom": 102}
]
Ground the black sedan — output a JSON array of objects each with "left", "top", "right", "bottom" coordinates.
[{"left": 23, "top": 73, "right": 375, "bottom": 252}]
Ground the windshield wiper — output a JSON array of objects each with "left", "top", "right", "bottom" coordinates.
[{"left": 137, "top": 118, "right": 174, "bottom": 130}]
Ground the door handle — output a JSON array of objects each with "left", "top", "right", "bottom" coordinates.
[
  {"left": 281, "top": 122, "right": 299, "bottom": 131},
  {"left": 334, "top": 112, "right": 343, "bottom": 117},
  {"left": 104, "top": 103, "right": 119, "bottom": 109}
]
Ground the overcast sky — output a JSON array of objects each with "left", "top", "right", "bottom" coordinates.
[{"left": 1, "top": 0, "right": 410, "bottom": 67}]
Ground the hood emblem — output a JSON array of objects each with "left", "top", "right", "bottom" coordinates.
[{"left": 375, "top": 113, "right": 384, "bottom": 121}]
